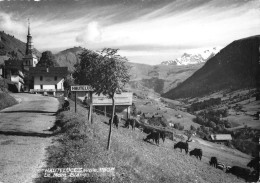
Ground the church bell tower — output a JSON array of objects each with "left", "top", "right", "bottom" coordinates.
[
  {"left": 25, "top": 19, "right": 33, "bottom": 55},
  {"left": 23, "top": 18, "right": 38, "bottom": 71}
]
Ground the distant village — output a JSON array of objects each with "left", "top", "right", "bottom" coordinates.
[{"left": 0, "top": 22, "right": 68, "bottom": 96}]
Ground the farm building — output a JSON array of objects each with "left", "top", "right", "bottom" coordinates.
[
  {"left": 3, "top": 59, "right": 24, "bottom": 92},
  {"left": 29, "top": 67, "right": 68, "bottom": 96},
  {"left": 210, "top": 134, "right": 232, "bottom": 144}
]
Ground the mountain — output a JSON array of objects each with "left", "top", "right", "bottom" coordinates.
[
  {"left": 162, "top": 35, "right": 260, "bottom": 99},
  {"left": 54, "top": 47, "right": 84, "bottom": 72},
  {"left": 161, "top": 47, "right": 220, "bottom": 66},
  {"left": 128, "top": 63, "right": 203, "bottom": 94},
  {"left": 0, "top": 31, "right": 41, "bottom": 64}
]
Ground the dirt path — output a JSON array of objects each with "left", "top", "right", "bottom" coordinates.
[{"left": 0, "top": 93, "right": 58, "bottom": 183}]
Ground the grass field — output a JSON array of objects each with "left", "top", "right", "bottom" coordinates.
[
  {"left": 0, "top": 91, "right": 18, "bottom": 110},
  {"left": 35, "top": 97, "right": 255, "bottom": 183}
]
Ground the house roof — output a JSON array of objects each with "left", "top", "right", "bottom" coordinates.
[
  {"left": 210, "top": 134, "right": 232, "bottom": 141},
  {"left": 4, "top": 59, "right": 23, "bottom": 70},
  {"left": 29, "top": 67, "right": 68, "bottom": 77}
]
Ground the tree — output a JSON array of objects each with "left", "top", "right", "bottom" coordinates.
[
  {"left": 37, "top": 51, "right": 59, "bottom": 67},
  {"left": 73, "top": 48, "right": 131, "bottom": 150},
  {"left": 63, "top": 74, "right": 74, "bottom": 90}
]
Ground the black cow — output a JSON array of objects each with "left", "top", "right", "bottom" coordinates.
[
  {"left": 174, "top": 141, "right": 188, "bottom": 154},
  {"left": 144, "top": 131, "right": 160, "bottom": 146},
  {"left": 159, "top": 131, "right": 166, "bottom": 143},
  {"left": 226, "top": 166, "right": 251, "bottom": 181},
  {"left": 125, "top": 119, "right": 136, "bottom": 130},
  {"left": 142, "top": 127, "right": 153, "bottom": 134},
  {"left": 209, "top": 157, "right": 218, "bottom": 167},
  {"left": 189, "top": 148, "right": 202, "bottom": 160},
  {"left": 109, "top": 114, "right": 119, "bottom": 129},
  {"left": 247, "top": 157, "right": 259, "bottom": 171}
]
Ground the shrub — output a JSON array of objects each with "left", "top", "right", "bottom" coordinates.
[
  {"left": 190, "top": 125, "right": 196, "bottom": 131},
  {"left": 208, "top": 121, "right": 216, "bottom": 129},
  {"left": 174, "top": 123, "right": 184, "bottom": 131}
]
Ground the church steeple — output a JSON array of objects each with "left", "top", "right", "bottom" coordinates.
[
  {"left": 25, "top": 18, "right": 33, "bottom": 55},
  {"left": 28, "top": 18, "right": 31, "bottom": 36}
]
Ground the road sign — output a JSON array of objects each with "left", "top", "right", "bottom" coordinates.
[
  {"left": 71, "top": 85, "right": 93, "bottom": 92},
  {"left": 92, "top": 92, "right": 132, "bottom": 106}
]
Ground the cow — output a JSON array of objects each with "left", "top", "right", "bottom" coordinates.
[
  {"left": 125, "top": 119, "right": 136, "bottom": 130},
  {"left": 174, "top": 141, "right": 189, "bottom": 154},
  {"left": 216, "top": 162, "right": 226, "bottom": 171},
  {"left": 109, "top": 114, "right": 119, "bottom": 129},
  {"left": 209, "top": 157, "right": 218, "bottom": 167},
  {"left": 247, "top": 157, "right": 259, "bottom": 171},
  {"left": 226, "top": 166, "right": 251, "bottom": 181},
  {"left": 225, "top": 165, "right": 231, "bottom": 171},
  {"left": 144, "top": 131, "right": 160, "bottom": 146},
  {"left": 142, "top": 127, "right": 153, "bottom": 134},
  {"left": 189, "top": 148, "right": 202, "bottom": 160},
  {"left": 159, "top": 131, "right": 166, "bottom": 143}
]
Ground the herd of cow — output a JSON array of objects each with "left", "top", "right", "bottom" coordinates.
[{"left": 118, "top": 118, "right": 259, "bottom": 182}]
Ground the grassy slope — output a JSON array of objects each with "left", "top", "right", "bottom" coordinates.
[
  {"left": 35, "top": 98, "right": 251, "bottom": 183},
  {"left": 0, "top": 91, "right": 18, "bottom": 110},
  {"left": 129, "top": 63, "right": 203, "bottom": 94},
  {"left": 133, "top": 96, "right": 201, "bottom": 130},
  {"left": 185, "top": 88, "right": 260, "bottom": 130}
]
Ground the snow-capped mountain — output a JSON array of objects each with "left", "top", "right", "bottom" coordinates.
[{"left": 161, "top": 47, "right": 221, "bottom": 66}]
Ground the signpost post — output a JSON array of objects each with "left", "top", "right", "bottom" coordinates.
[
  {"left": 71, "top": 85, "right": 94, "bottom": 114},
  {"left": 75, "top": 91, "right": 77, "bottom": 113}
]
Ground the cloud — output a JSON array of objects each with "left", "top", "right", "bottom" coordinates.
[
  {"left": 76, "top": 21, "right": 102, "bottom": 44},
  {"left": 0, "top": 0, "right": 259, "bottom": 65},
  {"left": 0, "top": 12, "right": 27, "bottom": 40}
]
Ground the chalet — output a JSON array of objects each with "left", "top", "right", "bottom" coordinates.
[
  {"left": 210, "top": 134, "right": 232, "bottom": 144},
  {"left": 29, "top": 67, "right": 68, "bottom": 96},
  {"left": 4, "top": 59, "right": 24, "bottom": 92}
]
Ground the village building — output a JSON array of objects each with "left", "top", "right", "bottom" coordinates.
[
  {"left": 4, "top": 59, "right": 24, "bottom": 92},
  {"left": 210, "top": 134, "right": 232, "bottom": 144},
  {"left": 29, "top": 67, "right": 68, "bottom": 96}
]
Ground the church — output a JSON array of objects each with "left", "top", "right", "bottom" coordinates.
[
  {"left": 2, "top": 20, "right": 68, "bottom": 95},
  {"left": 25, "top": 20, "right": 68, "bottom": 96}
]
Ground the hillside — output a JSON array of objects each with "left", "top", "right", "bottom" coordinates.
[
  {"left": 129, "top": 63, "right": 203, "bottom": 94},
  {"left": 0, "top": 31, "right": 41, "bottom": 64},
  {"left": 54, "top": 47, "right": 84, "bottom": 72},
  {"left": 36, "top": 99, "right": 254, "bottom": 183},
  {"left": 162, "top": 35, "right": 260, "bottom": 99}
]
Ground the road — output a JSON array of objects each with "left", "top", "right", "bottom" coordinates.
[{"left": 0, "top": 93, "right": 59, "bottom": 183}]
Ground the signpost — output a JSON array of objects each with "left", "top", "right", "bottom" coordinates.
[
  {"left": 71, "top": 85, "right": 93, "bottom": 113},
  {"left": 71, "top": 85, "right": 93, "bottom": 92},
  {"left": 70, "top": 85, "right": 132, "bottom": 124}
]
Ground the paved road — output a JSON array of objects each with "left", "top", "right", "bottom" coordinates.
[{"left": 0, "top": 93, "right": 59, "bottom": 183}]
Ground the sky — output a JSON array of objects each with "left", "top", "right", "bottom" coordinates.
[{"left": 0, "top": 0, "right": 259, "bottom": 65}]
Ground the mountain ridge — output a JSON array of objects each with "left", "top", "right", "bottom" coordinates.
[
  {"left": 161, "top": 47, "right": 220, "bottom": 66},
  {"left": 162, "top": 35, "right": 260, "bottom": 99}
]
